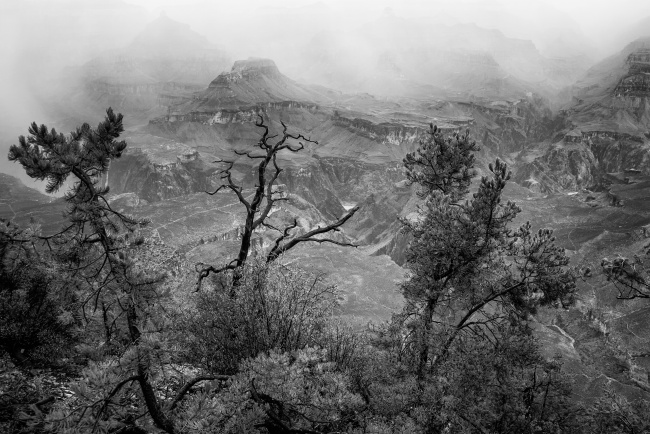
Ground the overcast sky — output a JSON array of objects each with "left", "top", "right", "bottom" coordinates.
[
  {"left": 3, "top": 0, "right": 650, "bottom": 60},
  {"left": 119, "top": 0, "right": 650, "bottom": 50},
  {"left": 2, "top": 0, "right": 650, "bottom": 186}
]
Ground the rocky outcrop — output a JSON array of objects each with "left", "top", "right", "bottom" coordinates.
[
  {"left": 615, "top": 74, "right": 650, "bottom": 98},
  {"left": 315, "top": 158, "right": 405, "bottom": 202},
  {"left": 514, "top": 142, "right": 600, "bottom": 193},
  {"left": 106, "top": 149, "right": 213, "bottom": 202},
  {"left": 329, "top": 112, "right": 479, "bottom": 149},
  {"left": 279, "top": 166, "right": 346, "bottom": 221},
  {"left": 544, "top": 144, "right": 600, "bottom": 190},
  {"left": 333, "top": 117, "right": 427, "bottom": 146},
  {"left": 172, "top": 58, "right": 332, "bottom": 113},
  {"left": 107, "top": 146, "right": 407, "bottom": 238},
  {"left": 109, "top": 192, "right": 146, "bottom": 210},
  {"left": 462, "top": 96, "right": 567, "bottom": 154},
  {"left": 275, "top": 158, "right": 404, "bottom": 221},
  {"left": 332, "top": 116, "right": 472, "bottom": 146},
  {"left": 348, "top": 189, "right": 410, "bottom": 246},
  {"left": 209, "top": 58, "right": 283, "bottom": 87},
  {"left": 587, "top": 134, "right": 650, "bottom": 174},
  {"left": 204, "top": 155, "right": 409, "bottom": 246},
  {"left": 537, "top": 45, "right": 650, "bottom": 194},
  {"left": 161, "top": 108, "right": 261, "bottom": 124},
  {"left": 373, "top": 228, "right": 411, "bottom": 266},
  {"left": 615, "top": 49, "right": 650, "bottom": 97},
  {"left": 152, "top": 102, "right": 319, "bottom": 125},
  {"left": 566, "top": 40, "right": 650, "bottom": 134},
  {"left": 514, "top": 131, "right": 650, "bottom": 194}
]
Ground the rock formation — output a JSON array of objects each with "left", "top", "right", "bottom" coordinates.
[
  {"left": 517, "top": 39, "right": 650, "bottom": 193},
  {"left": 167, "top": 58, "right": 334, "bottom": 116}
]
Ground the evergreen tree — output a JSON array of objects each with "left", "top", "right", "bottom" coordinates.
[
  {"left": 9, "top": 110, "right": 361, "bottom": 434},
  {"left": 0, "top": 219, "right": 79, "bottom": 365},
  {"left": 403, "top": 124, "right": 478, "bottom": 201},
  {"left": 10, "top": 109, "right": 222, "bottom": 434},
  {"left": 9, "top": 108, "right": 147, "bottom": 350},
  {"left": 381, "top": 125, "right": 580, "bottom": 431},
  {"left": 400, "top": 126, "right": 575, "bottom": 380}
]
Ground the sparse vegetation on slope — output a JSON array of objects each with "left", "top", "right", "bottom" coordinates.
[{"left": 5, "top": 109, "right": 642, "bottom": 433}]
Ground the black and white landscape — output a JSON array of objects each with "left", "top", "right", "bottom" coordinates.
[{"left": 4, "top": 0, "right": 650, "bottom": 432}]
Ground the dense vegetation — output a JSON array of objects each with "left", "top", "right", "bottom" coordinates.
[{"left": 1, "top": 110, "right": 649, "bottom": 433}]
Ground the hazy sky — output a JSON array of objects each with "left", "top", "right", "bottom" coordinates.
[
  {"left": 119, "top": 0, "right": 650, "bottom": 50},
  {"left": 3, "top": 0, "right": 649, "bottom": 57},
  {"left": 2, "top": 0, "right": 650, "bottom": 187},
  {"left": 2, "top": 0, "right": 649, "bottom": 81}
]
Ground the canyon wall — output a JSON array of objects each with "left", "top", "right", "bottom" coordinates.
[{"left": 106, "top": 148, "right": 213, "bottom": 202}]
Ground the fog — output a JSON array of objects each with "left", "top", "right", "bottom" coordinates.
[{"left": 2, "top": 0, "right": 650, "bottom": 189}]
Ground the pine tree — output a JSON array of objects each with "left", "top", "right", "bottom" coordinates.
[
  {"left": 400, "top": 127, "right": 575, "bottom": 381},
  {"left": 0, "top": 219, "right": 78, "bottom": 365},
  {"left": 388, "top": 126, "right": 579, "bottom": 430},
  {"left": 10, "top": 109, "right": 226, "bottom": 434},
  {"left": 8, "top": 108, "right": 141, "bottom": 271},
  {"left": 403, "top": 124, "right": 478, "bottom": 201}
]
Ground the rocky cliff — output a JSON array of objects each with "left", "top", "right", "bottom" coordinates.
[
  {"left": 105, "top": 147, "right": 213, "bottom": 203},
  {"left": 332, "top": 117, "right": 429, "bottom": 146},
  {"left": 461, "top": 96, "right": 567, "bottom": 154},
  {"left": 565, "top": 38, "right": 650, "bottom": 134},
  {"left": 209, "top": 58, "right": 283, "bottom": 87},
  {"left": 173, "top": 58, "right": 334, "bottom": 113},
  {"left": 152, "top": 102, "right": 320, "bottom": 125},
  {"left": 615, "top": 49, "right": 650, "bottom": 97},
  {"left": 515, "top": 40, "right": 650, "bottom": 194},
  {"left": 514, "top": 129, "right": 650, "bottom": 194},
  {"left": 514, "top": 142, "right": 600, "bottom": 193}
]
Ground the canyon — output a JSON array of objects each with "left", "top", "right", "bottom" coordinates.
[{"left": 5, "top": 11, "right": 650, "bottom": 410}]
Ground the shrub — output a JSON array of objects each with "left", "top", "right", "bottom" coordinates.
[{"left": 180, "top": 259, "right": 341, "bottom": 374}]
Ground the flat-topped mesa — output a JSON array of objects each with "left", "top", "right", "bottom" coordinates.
[
  {"left": 159, "top": 57, "right": 329, "bottom": 115},
  {"left": 232, "top": 58, "right": 279, "bottom": 74},
  {"left": 209, "top": 58, "right": 282, "bottom": 87}
]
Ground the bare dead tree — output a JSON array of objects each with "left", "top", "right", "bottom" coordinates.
[{"left": 196, "top": 115, "right": 359, "bottom": 289}]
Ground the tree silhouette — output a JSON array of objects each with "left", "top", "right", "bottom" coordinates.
[
  {"left": 196, "top": 115, "right": 359, "bottom": 289},
  {"left": 8, "top": 108, "right": 142, "bottom": 284}
]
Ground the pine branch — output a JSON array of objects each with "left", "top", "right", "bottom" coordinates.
[{"left": 167, "top": 375, "right": 230, "bottom": 411}]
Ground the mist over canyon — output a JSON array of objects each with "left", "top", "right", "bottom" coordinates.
[{"left": 6, "top": 1, "right": 650, "bottom": 431}]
